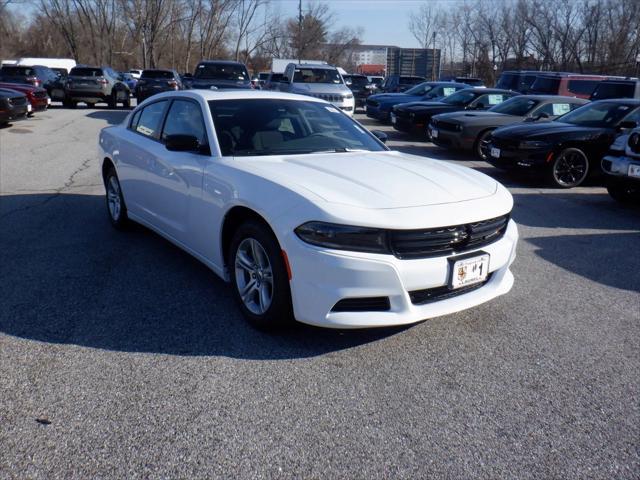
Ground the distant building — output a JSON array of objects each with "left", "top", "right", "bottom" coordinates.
[{"left": 349, "top": 44, "right": 441, "bottom": 78}]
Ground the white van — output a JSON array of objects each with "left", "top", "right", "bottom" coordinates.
[{"left": 16, "top": 58, "right": 76, "bottom": 74}]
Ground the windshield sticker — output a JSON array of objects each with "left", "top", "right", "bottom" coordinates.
[
  {"left": 488, "top": 95, "right": 504, "bottom": 105},
  {"left": 136, "top": 125, "right": 153, "bottom": 136},
  {"left": 552, "top": 103, "right": 571, "bottom": 116},
  {"left": 443, "top": 87, "right": 456, "bottom": 96}
]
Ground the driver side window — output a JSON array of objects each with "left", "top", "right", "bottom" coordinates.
[{"left": 161, "top": 100, "right": 207, "bottom": 146}]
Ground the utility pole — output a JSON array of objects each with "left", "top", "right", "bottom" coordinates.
[
  {"left": 297, "top": 0, "right": 302, "bottom": 63},
  {"left": 431, "top": 31, "right": 436, "bottom": 81}
]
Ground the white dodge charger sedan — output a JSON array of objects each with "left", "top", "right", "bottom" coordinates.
[{"left": 98, "top": 90, "right": 518, "bottom": 329}]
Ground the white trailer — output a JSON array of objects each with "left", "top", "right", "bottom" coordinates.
[
  {"left": 16, "top": 58, "right": 77, "bottom": 73},
  {"left": 271, "top": 58, "right": 326, "bottom": 74}
]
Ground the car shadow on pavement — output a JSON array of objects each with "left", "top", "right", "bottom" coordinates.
[
  {"left": 86, "top": 109, "right": 131, "bottom": 125},
  {"left": 0, "top": 193, "right": 410, "bottom": 359}
]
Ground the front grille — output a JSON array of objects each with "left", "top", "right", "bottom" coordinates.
[
  {"left": 394, "top": 109, "right": 410, "bottom": 119},
  {"left": 331, "top": 297, "right": 391, "bottom": 312},
  {"left": 33, "top": 91, "right": 48, "bottom": 99},
  {"left": 8, "top": 96, "right": 27, "bottom": 106},
  {"left": 366, "top": 99, "right": 379, "bottom": 107},
  {"left": 491, "top": 136, "right": 520, "bottom": 150},
  {"left": 312, "top": 93, "right": 344, "bottom": 102},
  {"left": 433, "top": 120, "right": 459, "bottom": 132},
  {"left": 409, "top": 274, "right": 493, "bottom": 305},
  {"left": 388, "top": 214, "right": 510, "bottom": 259}
]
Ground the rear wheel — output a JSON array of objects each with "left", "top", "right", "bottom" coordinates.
[
  {"left": 229, "top": 220, "right": 293, "bottom": 330},
  {"left": 104, "top": 168, "right": 129, "bottom": 229},
  {"left": 548, "top": 147, "right": 589, "bottom": 188}
]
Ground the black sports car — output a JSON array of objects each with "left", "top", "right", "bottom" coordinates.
[
  {"left": 391, "top": 88, "right": 518, "bottom": 138},
  {"left": 487, "top": 99, "right": 640, "bottom": 188}
]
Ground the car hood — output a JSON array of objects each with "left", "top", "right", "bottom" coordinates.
[
  {"left": 190, "top": 78, "right": 251, "bottom": 89},
  {"left": 235, "top": 150, "right": 498, "bottom": 209},
  {"left": 291, "top": 83, "right": 350, "bottom": 94},
  {"left": 436, "top": 111, "right": 520, "bottom": 126},
  {"left": 493, "top": 121, "right": 605, "bottom": 139},
  {"left": 396, "top": 101, "right": 451, "bottom": 111}
]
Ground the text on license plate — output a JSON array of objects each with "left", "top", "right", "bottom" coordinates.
[
  {"left": 628, "top": 164, "right": 640, "bottom": 178},
  {"left": 431, "top": 128, "right": 438, "bottom": 139},
  {"left": 449, "top": 253, "right": 490, "bottom": 289},
  {"left": 491, "top": 147, "right": 500, "bottom": 158}
]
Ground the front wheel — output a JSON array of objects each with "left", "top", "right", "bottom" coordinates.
[
  {"left": 548, "top": 147, "right": 589, "bottom": 188},
  {"left": 607, "top": 183, "right": 640, "bottom": 203},
  {"left": 104, "top": 168, "right": 129, "bottom": 229},
  {"left": 229, "top": 220, "right": 293, "bottom": 330},
  {"left": 475, "top": 129, "right": 494, "bottom": 161}
]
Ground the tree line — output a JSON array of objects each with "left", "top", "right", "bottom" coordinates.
[
  {"left": 0, "top": 0, "right": 361, "bottom": 74},
  {"left": 410, "top": 0, "right": 640, "bottom": 83}
]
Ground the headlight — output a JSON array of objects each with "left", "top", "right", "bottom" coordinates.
[
  {"left": 344, "top": 94, "right": 353, "bottom": 99},
  {"left": 455, "top": 124, "right": 463, "bottom": 131},
  {"left": 519, "top": 140, "right": 550, "bottom": 149},
  {"left": 295, "top": 222, "right": 388, "bottom": 254}
]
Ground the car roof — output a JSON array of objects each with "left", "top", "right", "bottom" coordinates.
[
  {"left": 197, "top": 60, "right": 246, "bottom": 66},
  {"left": 141, "top": 89, "right": 330, "bottom": 104},
  {"left": 463, "top": 88, "right": 514, "bottom": 93},
  {"left": 591, "top": 98, "right": 640, "bottom": 105},
  {"left": 519, "top": 95, "right": 589, "bottom": 102}
]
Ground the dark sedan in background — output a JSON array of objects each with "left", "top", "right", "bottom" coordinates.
[
  {"left": 430, "top": 95, "right": 588, "bottom": 159},
  {"left": 0, "top": 89, "right": 29, "bottom": 126},
  {"left": 487, "top": 99, "right": 640, "bottom": 188},
  {"left": 365, "top": 81, "right": 468, "bottom": 122},
  {"left": 135, "top": 69, "right": 182, "bottom": 102},
  {"left": 393, "top": 88, "right": 518, "bottom": 138}
]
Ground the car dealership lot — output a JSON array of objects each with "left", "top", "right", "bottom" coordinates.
[{"left": 1, "top": 107, "right": 639, "bottom": 478}]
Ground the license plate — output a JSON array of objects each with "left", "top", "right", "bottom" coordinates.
[
  {"left": 391, "top": 113, "right": 396, "bottom": 124},
  {"left": 491, "top": 147, "right": 501, "bottom": 158},
  {"left": 449, "top": 253, "right": 490, "bottom": 289},
  {"left": 364, "top": 104, "right": 367, "bottom": 112},
  {"left": 628, "top": 164, "right": 640, "bottom": 178},
  {"left": 27, "top": 103, "right": 32, "bottom": 112},
  {"left": 431, "top": 128, "right": 438, "bottom": 139}
]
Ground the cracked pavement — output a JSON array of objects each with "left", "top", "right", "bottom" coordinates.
[{"left": 0, "top": 106, "right": 639, "bottom": 479}]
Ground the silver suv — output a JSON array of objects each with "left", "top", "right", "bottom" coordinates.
[
  {"left": 64, "top": 66, "right": 130, "bottom": 108},
  {"left": 277, "top": 63, "right": 354, "bottom": 115}
]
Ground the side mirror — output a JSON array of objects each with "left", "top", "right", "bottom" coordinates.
[
  {"left": 165, "top": 134, "right": 201, "bottom": 152},
  {"left": 371, "top": 130, "right": 388, "bottom": 144},
  {"left": 618, "top": 120, "right": 637, "bottom": 131}
]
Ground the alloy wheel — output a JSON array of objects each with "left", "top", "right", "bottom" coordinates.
[
  {"left": 234, "top": 238, "right": 274, "bottom": 315},
  {"left": 107, "top": 175, "right": 121, "bottom": 221},
  {"left": 552, "top": 149, "right": 589, "bottom": 187}
]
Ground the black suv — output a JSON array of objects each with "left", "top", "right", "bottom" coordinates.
[
  {"left": 136, "top": 69, "right": 183, "bottom": 102},
  {"left": 64, "top": 66, "right": 130, "bottom": 108},
  {"left": 343, "top": 74, "right": 372, "bottom": 111},
  {"left": 381, "top": 75, "right": 426, "bottom": 93},
  {"left": 187, "top": 61, "right": 252, "bottom": 90}
]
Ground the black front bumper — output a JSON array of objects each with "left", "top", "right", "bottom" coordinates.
[{"left": 485, "top": 143, "right": 552, "bottom": 170}]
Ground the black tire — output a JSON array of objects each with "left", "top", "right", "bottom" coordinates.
[
  {"left": 607, "top": 183, "right": 640, "bottom": 203},
  {"left": 104, "top": 167, "right": 129, "bottom": 229},
  {"left": 475, "top": 129, "right": 494, "bottom": 161},
  {"left": 62, "top": 97, "right": 76, "bottom": 108},
  {"left": 122, "top": 96, "right": 131, "bottom": 108},
  {"left": 547, "top": 147, "right": 590, "bottom": 188},
  {"left": 108, "top": 91, "right": 117, "bottom": 109},
  {"left": 228, "top": 219, "right": 293, "bottom": 330}
]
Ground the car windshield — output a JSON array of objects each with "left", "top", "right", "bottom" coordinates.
[
  {"left": 441, "top": 90, "right": 478, "bottom": 105},
  {"left": 209, "top": 99, "right": 386, "bottom": 157},
  {"left": 405, "top": 82, "right": 434, "bottom": 96},
  {"left": 195, "top": 64, "right": 248, "bottom": 81},
  {"left": 70, "top": 68, "right": 103, "bottom": 77},
  {"left": 346, "top": 76, "right": 369, "bottom": 87},
  {"left": 292, "top": 68, "right": 342, "bottom": 84},
  {"left": 556, "top": 102, "right": 636, "bottom": 127},
  {"left": 142, "top": 70, "right": 174, "bottom": 79},
  {"left": 489, "top": 97, "right": 539, "bottom": 115}
]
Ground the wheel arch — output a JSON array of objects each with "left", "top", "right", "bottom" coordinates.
[{"left": 101, "top": 157, "right": 116, "bottom": 186}]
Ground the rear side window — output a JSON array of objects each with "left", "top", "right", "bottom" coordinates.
[
  {"left": 142, "top": 70, "right": 175, "bottom": 79},
  {"left": 1, "top": 66, "right": 35, "bottom": 76},
  {"left": 70, "top": 68, "right": 103, "bottom": 77},
  {"left": 531, "top": 77, "right": 560, "bottom": 94},
  {"left": 134, "top": 101, "right": 167, "bottom": 139},
  {"left": 567, "top": 80, "right": 599, "bottom": 96},
  {"left": 161, "top": 100, "right": 207, "bottom": 145},
  {"left": 591, "top": 82, "right": 635, "bottom": 100}
]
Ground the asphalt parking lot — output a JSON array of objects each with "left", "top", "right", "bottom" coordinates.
[{"left": 1, "top": 106, "right": 639, "bottom": 479}]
